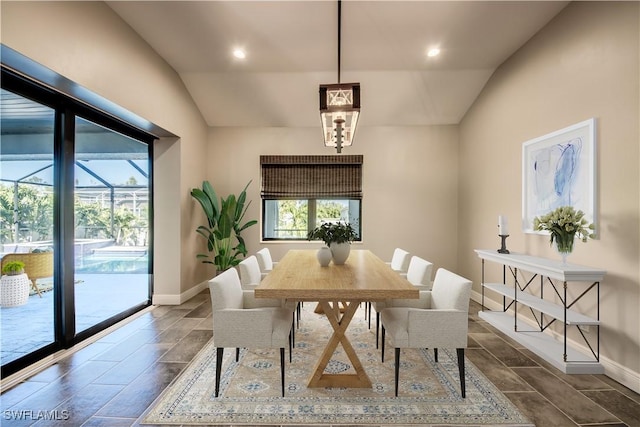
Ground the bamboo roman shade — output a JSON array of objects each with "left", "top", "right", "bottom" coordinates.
[{"left": 260, "top": 155, "right": 363, "bottom": 199}]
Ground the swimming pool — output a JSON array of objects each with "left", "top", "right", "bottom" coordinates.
[{"left": 75, "top": 255, "right": 149, "bottom": 273}]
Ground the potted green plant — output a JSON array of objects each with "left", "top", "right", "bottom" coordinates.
[
  {"left": 191, "top": 180, "right": 258, "bottom": 272},
  {"left": 1, "top": 260, "right": 30, "bottom": 307},
  {"left": 307, "top": 222, "right": 357, "bottom": 265},
  {"left": 2, "top": 261, "right": 25, "bottom": 276}
]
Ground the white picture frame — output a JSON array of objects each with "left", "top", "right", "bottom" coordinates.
[{"left": 522, "top": 118, "right": 596, "bottom": 234}]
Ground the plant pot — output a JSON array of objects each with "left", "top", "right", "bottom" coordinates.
[
  {"left": 316, "top": 246, "right": 332, "bottom": 267},
  {"left": 330, "top": 242, "right": 351, "bottom": 265},
  {"left": 1, "top": 273, "right": 30, "bottom": 307}
]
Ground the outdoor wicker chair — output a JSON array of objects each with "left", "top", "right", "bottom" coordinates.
[{"left": 1, "top": 252, "right": 53, "bottom": 297}]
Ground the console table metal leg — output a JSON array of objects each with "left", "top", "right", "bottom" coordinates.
[
  {"left": 481, "top": 259, "right": 485, "bottom": 311},
  {"left": 597, "top": 281, "right": 600, "bottom": 361},
  {"left": 514, "top": 267, "right": 518, "bottom": 332},
  {"left": 540, "top": 275, "right": 544, "bottom": 331},
  {"left": 563, "top": 281, "right": 568, "bottom": 362}
]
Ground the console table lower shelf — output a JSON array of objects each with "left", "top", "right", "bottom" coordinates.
[{"left": 478, "top": 310, "right": 604, "bottom": 374}]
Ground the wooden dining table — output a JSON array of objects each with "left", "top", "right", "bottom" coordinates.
[{"left": 255, "top": 249, "right": 419, "bottom": 388}]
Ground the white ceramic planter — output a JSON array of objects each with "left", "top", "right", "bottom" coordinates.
[
  {"left": 1, "top": 273, "right": 30, "bottom": 307},
  {"left": 330, "top": 242, "right": 351, "bottom": 265}
]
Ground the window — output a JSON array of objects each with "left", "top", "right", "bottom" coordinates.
[{"left": 261, "top": 155, "right": 362, "bottom": 241}]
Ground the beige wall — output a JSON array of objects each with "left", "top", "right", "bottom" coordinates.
[
  {"left": 207, "top": 125, "right": 459, "bottom": 272},
  {"left": 1, "top": 1, "right": 210, "bottom": 299},
  {"left": 459, "top": 2, "right": 639, "bottom": 389}
]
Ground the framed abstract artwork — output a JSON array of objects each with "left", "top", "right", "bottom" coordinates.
[{"left": 522, "top": 118, "right": 596, "bottom": 234}]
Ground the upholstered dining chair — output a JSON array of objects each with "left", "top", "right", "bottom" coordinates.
[
  {"left": 240, "top": 254, "right": 299, "bottom": 338},
  {"left": 371, "top": 255, "right": 433, "bottom": 347},
  {"left": 238, "top": 255, "right": 263, "bottom": 290},
  {"left": 387, "top": 248, "right": 411, "bottom": 273},
  {"left": 256, "top": 248, "right": 302, "bottom": 327},
  {"left": 380, "top": 268, "right": 472, "bottom": 397},
  {"left": 209, "top": 268, "right": 294, "bottom": 397},
  {"left": 366, "top": 248, "right": 412, "bottom": 326},
  {"left": 256, "top": 248, "right": 277, "bottom": 277}
]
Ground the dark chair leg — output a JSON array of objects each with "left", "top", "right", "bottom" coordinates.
[
  {"left": 434, "top": 348, "right": 438, "bottom": 363},
  {"left": 457, "top": 348, "right": 466, "bottom": 398},
  {"left": 236, "top": 348, "right": 240, "bottom": 362},
  {"left": 368, "top": 303, "right": 372, "bottom": 329},
  {"left": 291, "top": 313, "right": 296, "bottom": 348},
  {"left": 280, "top": 347, "right": 285, "bottom": 397},
  {"left": 289, "top": 328, "right": 293, "bottom": 363},
  {"left": 394, "top": 347, "right": 400, "bottom": 397},
  {"left": 215, "top": 347, "right": 224, "bottom": 397},
  {"left": 375, "top": 312, "right": 380, "bottom": 349},
  {"left": 381, "top": 325, "right": 386, "bottom": 362},
  {"left": 297, "top": 302, "right": 301, "bottom": 328}
]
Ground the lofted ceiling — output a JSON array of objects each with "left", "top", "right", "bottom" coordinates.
[{"left": 107, "top": 1, "right": 568, "bottom": 128}]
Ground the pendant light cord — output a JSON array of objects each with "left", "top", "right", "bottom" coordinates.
[{"left": 337, "top": 0, "right": 341, "bottom": 84}]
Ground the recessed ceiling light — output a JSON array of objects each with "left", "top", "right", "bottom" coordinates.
[
  {"left": 427, "top": 48, "right": 440, "bottom": 58},
  {"left": 233, "top": 48, "right": 246, "bottom": 60}
]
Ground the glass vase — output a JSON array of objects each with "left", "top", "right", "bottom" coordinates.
[{"left": 554, "top": 232, "right": 575, "bottom": 264}]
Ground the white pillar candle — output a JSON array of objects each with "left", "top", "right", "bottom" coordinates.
[{"left": 498, "top": 215, "right": 509, "bottom": 235}]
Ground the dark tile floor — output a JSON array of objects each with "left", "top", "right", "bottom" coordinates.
[{"left": 1, "top": 295, "right": 639, "bottom": 426}]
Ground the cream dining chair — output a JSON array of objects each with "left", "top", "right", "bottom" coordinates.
[
  {"left": 256, "top": 248, "right": 302, "bottom": 327},
  {"left": 238, "top": 255, "right": 263, "bottom": 289},
  {"left": 371, "top": 255, "right": 433, "bottom": 348},
  {"left": 380, "top": 268, "right": 472, "bottom": 397},
  {"left": 209, "top": 268, "right": 294, "bottom": 397},
  {"left": 366, "top": 248, "right": 411, "bottom": 326},
  {"left": 256, "top": 248, "right": 277, "bottom": 276},
  {"left": 239, "top": 254, "right": 299, "bottom": 340},
  {"left": 387, "top": 248, "right": 411, "bottom": 273}
]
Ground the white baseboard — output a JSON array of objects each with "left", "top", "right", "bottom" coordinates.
[
  {"left": 471, "top": 290, "right": 640, "bottom": 393},
  {"left": 152, "top": 279, "right": 209, "bottom": 305}
]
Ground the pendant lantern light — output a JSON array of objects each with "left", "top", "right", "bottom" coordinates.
[{"left": 319, "top": 0, "right": 360, "bottom": 153}]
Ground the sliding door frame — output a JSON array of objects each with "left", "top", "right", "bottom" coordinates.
[{"left": 1, "top": 48, "right": 166, "bottom": 377}]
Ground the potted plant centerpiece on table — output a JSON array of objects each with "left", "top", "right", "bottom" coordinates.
[
  {"left": 533, "top": 205, "right": 594, "bottom": 264},
  {"left": 1, "top": 260, "right": 30, "bottom": 307},
  {"left": 307, "top": 222, "right": 357, "bottom": 265}
]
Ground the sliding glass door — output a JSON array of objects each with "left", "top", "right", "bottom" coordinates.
[
  {"left": 0, "top": 89, "right": 57, "bottom": 366},
  {"left": 1, "top": 70, "right": 153, "bottom": 378},
  {"left": 74, "top": 117, "right": 150, "bottom": 333}
]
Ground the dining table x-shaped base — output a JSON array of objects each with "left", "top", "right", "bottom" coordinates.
[
  {"left": 308, "top": 300, "right": 372, "bottom": 388},
  {"left": 255, "top": 250, "right": 418, "bottom": 389}
]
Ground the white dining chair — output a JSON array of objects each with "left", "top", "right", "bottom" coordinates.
[
  {"left": 387, "top": 248, "right": 411, "bottom": 273},
  {"left": 209, "top": 268, "right": 294, "bottom": 397},
  {"left": 380, "top": 268, "right": 472, "bottom": 397},
  {"left": 240, "top": 254, "right": 299, "bottom": 338},
  {"left": 371, "top": 255, "right": 433, "bottom": 348},
  {"left": 238, "top": 255, "right": 263, "bottom": 289},
  {"left": 256, "top": 248, "right": 302, "bottom": 327},
  {"left": 256, "top": 248, "right": 277, "bottom": 275},
  {"left": 366, "top": 248, "right": 412, "bottom": 326}
]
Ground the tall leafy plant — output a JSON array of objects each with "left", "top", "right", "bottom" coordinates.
[{"left": 191, "top": 181, "right": 257, "bottom": 272}]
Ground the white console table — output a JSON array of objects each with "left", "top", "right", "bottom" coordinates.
[{"left": 475, "top": 249, "right": 606, "bottom": 374}]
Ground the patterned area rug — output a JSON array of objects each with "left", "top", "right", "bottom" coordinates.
[{"left": 143, "top": 304, "right": 532, "bottom": 426}]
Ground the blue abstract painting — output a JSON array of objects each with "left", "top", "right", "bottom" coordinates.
[{"left": 522, "top": 119, "right": 595, "bottom": 233}]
